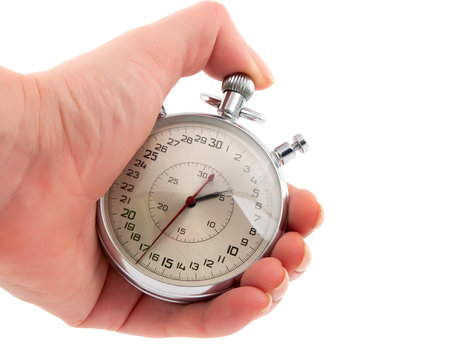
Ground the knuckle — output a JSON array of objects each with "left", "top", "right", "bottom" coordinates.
[{"left": 196, "top": 1, "right": 230, "bottom": 21}]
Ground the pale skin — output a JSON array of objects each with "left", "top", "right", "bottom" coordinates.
[{"left": 0, "top": 2, "right": 322, "bottom": 337}]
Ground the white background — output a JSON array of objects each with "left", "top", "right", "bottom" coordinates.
[{"left": 1, "top": 0, "right": 459, "bottom": 359}]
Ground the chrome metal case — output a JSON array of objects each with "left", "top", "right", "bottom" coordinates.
[{"left": 97, "top": 113, "right": 289, "bottom": 303}]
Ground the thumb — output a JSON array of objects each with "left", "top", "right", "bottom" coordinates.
[
  {"left": 120, "top": 1, "right": 275, "bottom": 93},
  {"left": 36, "top": 2, "right": 274, "bottom": 197}
]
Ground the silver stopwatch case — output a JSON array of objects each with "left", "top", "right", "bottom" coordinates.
[{"left": 96, "top": 73, "right": 308, "bottom": 303}]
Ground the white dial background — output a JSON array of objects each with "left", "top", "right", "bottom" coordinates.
[{"left": 105, "top": 116, "right": 284, "bottom": 287}]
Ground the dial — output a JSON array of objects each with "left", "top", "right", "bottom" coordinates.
[{"left": 100, "top": 114, "right": 285, "bottom": 292}]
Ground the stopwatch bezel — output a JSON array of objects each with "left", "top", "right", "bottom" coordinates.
[{"left": 96, "top": 113, "right": 289, "bottom": 303}]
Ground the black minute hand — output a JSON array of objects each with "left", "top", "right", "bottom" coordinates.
[{"left": 188, "top": 189, "right": 233, "bottom": 206}]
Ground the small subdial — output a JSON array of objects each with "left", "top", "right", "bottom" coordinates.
[{"left": 149, "top": 162, "right": 234, "bottom": 243}]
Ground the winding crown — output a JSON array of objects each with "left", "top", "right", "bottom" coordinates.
[{"left": 222, "top": 73, "right": 255, "bottom": 100}]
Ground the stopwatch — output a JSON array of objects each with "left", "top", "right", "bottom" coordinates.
[{"left": 96, "top": 73, "right": 308, "bottom": 303}]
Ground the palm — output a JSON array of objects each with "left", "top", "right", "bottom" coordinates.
[
  {"left": 0, "top": 58, "right": 164, "bottom": 317},
  {"left": 0, "top": 3, "right": 321, "bottom": 337}
]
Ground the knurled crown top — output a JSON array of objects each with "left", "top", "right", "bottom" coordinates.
[{"left": 222, "top": 73, "right": 254, "bottom": 100}]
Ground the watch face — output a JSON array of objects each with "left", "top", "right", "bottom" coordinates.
[{"left": 98, "top": 114, "right": 288, "bottom": 301}]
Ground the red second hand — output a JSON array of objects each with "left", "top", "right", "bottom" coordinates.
[{"left": 136, "top": 173, "right": 215, "bottom": 264}]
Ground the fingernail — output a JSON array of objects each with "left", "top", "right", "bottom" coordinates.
[
  {"left": 256, "top": 293, "right": 273, "bottom": 319},
  {"left": 313, "top": 203, "right": 324, "bottom": 231},
  {"left": 247, "top": 47, "right": 275, "bottom": 89},
  {"left": 271, "top": 268, "right": 289, "bottom": 302},
  {"left": 295, "top": 242, "right": 312, "bottom": 274}
]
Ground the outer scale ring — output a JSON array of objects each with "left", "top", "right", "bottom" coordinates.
[{"left": 96, "top": 113, "right": 289, "bottom": 303}]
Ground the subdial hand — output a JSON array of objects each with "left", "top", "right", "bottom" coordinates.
[
  {"left": 187, "top": 189, "right": 233, "bottom": 207},
  {"left": 136, "top": 174, "right": 215, "bottom": 264}
]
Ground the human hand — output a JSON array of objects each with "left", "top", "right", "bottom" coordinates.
[{"left": 0, "top": 2, "right": 322, "bottom": 337}]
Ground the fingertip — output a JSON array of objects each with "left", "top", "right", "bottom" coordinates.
[
  {"left": 288, "top": 187, "right": 322, "bottom": 236},
  {"left": 271, "top": 267, "right": 290, "bottom": 302},
  {"left": 313, "top": 203, "right": 325, "bottom": 230},
  {"left": 296, "top": 241, "right": 312, "bottom": 272},
  {"left": 240, "top": 257, "right": 288, "bottom": 302},
  {"left": 247, "top": 46, "right": 275, "bottom": 90},
  {"left": 290, "top": 241, "right": 312, "bottom": 281},
  {"left": 256, "top": 292, "right": 273, "bottom": 319},
  {"left": 271, "top": 231, "right": 310, "bottom": 278}
]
